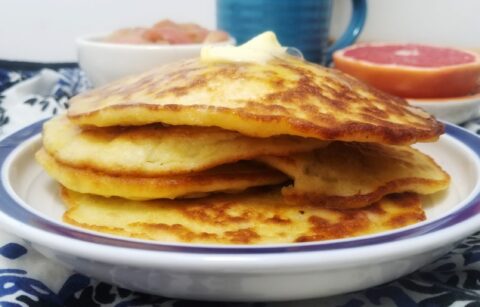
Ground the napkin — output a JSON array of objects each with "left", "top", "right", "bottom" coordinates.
[{"left": 1, "top": 68, "right": 479, "bottom": 307}]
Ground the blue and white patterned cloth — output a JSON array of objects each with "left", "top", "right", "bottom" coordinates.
[{"left": 1, "top": 68, "right": 480, "bottom": 307}]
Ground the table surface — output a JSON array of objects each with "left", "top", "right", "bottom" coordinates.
[{"left": 1, "top": 67, "right": 480, "bottom": 307}]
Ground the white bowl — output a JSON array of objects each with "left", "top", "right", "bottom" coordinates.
[
  {"left": 77, "top": 34, "right": 235, "bottom": 87},
  {"left": 1, "top": 121, "right": 480, "bottom": 301},
  {"left": 408, "top": 91, "right": 480, "bottom": 124}
]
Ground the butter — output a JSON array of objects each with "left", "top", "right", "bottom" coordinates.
[{"left": 201, "top": 31, "right": 287, "bottom": 64}]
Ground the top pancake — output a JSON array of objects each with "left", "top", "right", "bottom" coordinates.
[{"left": 68, "top": 56, "right": 443, "bottom": 145}]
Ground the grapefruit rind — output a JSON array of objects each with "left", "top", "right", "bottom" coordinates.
[{"left": 333, "top": 43, "right": 480, "bottom": 99}]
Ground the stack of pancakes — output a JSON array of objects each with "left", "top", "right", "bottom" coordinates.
[{"left": 36, "top": 54, "right": 450, "bottom": 245}]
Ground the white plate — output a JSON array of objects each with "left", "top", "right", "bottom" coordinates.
[
  {"left": 0, "top": 120, "right": 480, "bottom": 301},
  {"left": 408, "top": 91, "right": 480, "bottom": 124}
]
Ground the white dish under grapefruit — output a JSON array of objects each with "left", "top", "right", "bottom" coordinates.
[{"left": 408, "top": 90, "right": 480, "bottom": 124}]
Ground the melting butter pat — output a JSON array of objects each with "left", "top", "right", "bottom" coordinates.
[{"left": 201, "top": 31, "right": 287, "bottom": 64}]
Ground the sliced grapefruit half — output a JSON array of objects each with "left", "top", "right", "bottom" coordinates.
[{"left": 333, "top": 43, "right": 480, "bottom": 99}]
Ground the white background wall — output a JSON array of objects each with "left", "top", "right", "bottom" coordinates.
[
  {"left": 331, "top": 0, "right": 480, "bottom": 50},
  {"left": 1, "top": 0, "right": 479, "bottom": 63},
  {"left": 0, "top": 0, "right": 216, "bottom": 62}
]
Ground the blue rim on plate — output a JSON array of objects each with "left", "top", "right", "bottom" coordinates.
[{"left": 0, "top": 120, "right": 480, "bottom": 254}]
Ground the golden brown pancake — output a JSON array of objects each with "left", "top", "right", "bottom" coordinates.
[
  {"left": 258, "top": 142, "right": 450, "bottom": 209},
  {"left": 36, "top": 148, "right": 288, "bottom": 200},
  {"left": 61, "top": 187, "right": 425, "bottom": 244},
  {"left": 42, "top": 115, "right": 327, "bottom": 176},
  {"left": 67, "top": 57, "right": 443, "bottom": 145}
]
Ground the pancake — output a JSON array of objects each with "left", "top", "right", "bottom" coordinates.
[
  {"left": 258, "top": 142, "right": 450, "bottom": 209},
  {"left": 36, "top": 148, "right": 288, "bottom": 200},
  {"left": 42, "top": 116, "right": 327, "bottom": 176},
  {"left": 61, "top": 187, "right": 425, "bottom": 244},
  {"left": 67, "top": 56, "right": 443, "bottom": 145}
]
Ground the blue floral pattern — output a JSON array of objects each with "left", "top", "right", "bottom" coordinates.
[
  {"left": 2, "top": 234, "right": 480, "bottom": 306},
  {"left": 1, "top": 67, "right": 480, "bottom": 306}
]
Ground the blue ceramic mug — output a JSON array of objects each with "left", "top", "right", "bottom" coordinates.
[{"left": 217, "top": 0, "right": 367, "bottom": 65}]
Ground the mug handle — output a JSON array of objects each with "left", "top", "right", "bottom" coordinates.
[{"left": 323, "top": 0, "right": 367, "bottom": 65}]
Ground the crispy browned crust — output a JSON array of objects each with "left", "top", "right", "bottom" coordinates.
[
  {"left": 73, "top": 103, "right": 444, "bottom": 144},
  {"left": 67, "top": 58, "right": 444, "bottom": 145},
  {"left": 294, "top": 193, "right": 425, "bottom": 242},
  {"left": 36, "top": 148, "right": 288, "bottom": 200},
  {"left": 61, "top": 187, "right": 425, "bottom": 244}
]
